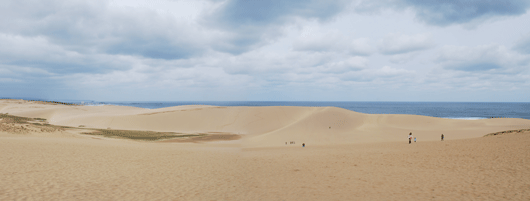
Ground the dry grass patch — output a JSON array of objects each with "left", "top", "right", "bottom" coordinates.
[
  {"left": 484, "top": 129, "right": 530, "bottom": 137},
  {"left": 159, "top": 133, "right": 241, "bottom": 143},
  {"left": 0, "top": 113, "right": 65, "bottom": 134},
  {"left": 0, "top": 113, "right": 33, "bottom": 124},
  {"left": 0, "top": 113, "right": 241, "bottom": 142},
  {"left": 81, "top": 129, "right": 205, "bottom": 141}
]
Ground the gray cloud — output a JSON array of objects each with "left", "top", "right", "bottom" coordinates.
[
  {"left": 378, "top": 33, "right": 434, "bottom": 55},
  {"left": 0, "top": 34, "right": 137, "bottom": 74},
  {"left": 0, "top": 0, "right": 207, "bottom": 60},
  {"left": 204, "top": 0, "right": 350, "bottom": 54},
  {"left": 514, "top": 33, "right": 530, "bottom": 54},
  {"left": 208, "top": 0, "right": 348, "bottom": 27},
  {"left": 354, "top": 0, "right": 530, "bottom": 26},
  {"left": 209, "top": 26, "right": 282, "bottom": 54},
  {"left": 292, "top": 26, "right": 375, "bottom": 57},
  {"left": 405, "top": 0, "right": 530, "bottom": 25}
]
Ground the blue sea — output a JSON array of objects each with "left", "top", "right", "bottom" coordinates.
[{"left": 75, "top": 101, "right": 530, "bottom": 120}]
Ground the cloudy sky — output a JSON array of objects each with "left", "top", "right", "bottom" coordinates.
[{"left": 1, "top": 0, "right": 530, "bottom": 102}]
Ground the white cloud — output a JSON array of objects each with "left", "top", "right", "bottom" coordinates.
[
  {"left": 378, "top": 33, "right": 434, "bottom": 55},
  {"left": 388, "top": 52, "right": 419, "bottom": 64},
  {"left": 0, "top": 0, "right": 529, "bottom": 101},
  {"left": 376, "top": 65, "right": 414, "bottom": 77},
  {"left": 293, "top": 30, "right": 346, "bottom": 52},
  {"left": 292, "top": 29, "right": 373, "bottom": 56},
  {"left": 339, "top": 65, "right": 416, "bottom": 85},
  {"left": 316, "top": 56, "right": 368, "bottom": 73},
  {"left": 349, "top": 38, "right": 374, "bottom": 56},
  {"left": 418, "top": 45, "right": 530, "bottom": 92},
  {"left": 436, "top": 45, "right": 528, "bottom": 73}
]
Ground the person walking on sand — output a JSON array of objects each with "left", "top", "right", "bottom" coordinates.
[
  {"left": 414, "top": 137, "right": 416, "bottom": 143},
  {"left": 408, "top": 133, "right": 413, "bottom": 144},
  {"left": 302, "top": 143, "right": 305, "bottom": 147},
  {"left": 441, "top": 134, "right": 444, "bottom": 141}
]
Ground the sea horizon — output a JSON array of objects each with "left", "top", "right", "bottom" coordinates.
[{"left": 3, "top": 98, "right": 529, "bottom": 120}]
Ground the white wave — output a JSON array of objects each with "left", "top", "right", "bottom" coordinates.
[
  {"left": 443, "top": 117, "right": 488, "bottom": 120},
  {"left": 82, "top": 103, "right": 108, "bottom": 106}
]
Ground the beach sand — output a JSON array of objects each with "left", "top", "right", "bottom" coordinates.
[{"left": 1, "top": 99, "right": 530, "bottom": 200}]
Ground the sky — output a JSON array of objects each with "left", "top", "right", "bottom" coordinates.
[{"left": 1, "top": 0, "right": 530, "bottom": 102}]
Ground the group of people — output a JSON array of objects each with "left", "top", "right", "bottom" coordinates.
[
  {"left": 285, "top": 141, "right": 306, "bottom": 147},
  {"left": 408, "top": 132, "right": 445, "bottom": 144}
]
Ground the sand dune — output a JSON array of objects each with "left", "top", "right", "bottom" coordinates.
[
  {"left": 1, "top": 99, "right": 530, "bottom": 200},
  {"left": 1, "top": 99, "right": 529, "bottom": 147}
]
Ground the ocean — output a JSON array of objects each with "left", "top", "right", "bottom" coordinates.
[{"left": 77, "top": 101, "right": 530, "bottom": 120}]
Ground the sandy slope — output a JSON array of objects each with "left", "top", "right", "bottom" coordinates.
[{"left": 1, "top": 128, "right": 529, "bottom": 200}]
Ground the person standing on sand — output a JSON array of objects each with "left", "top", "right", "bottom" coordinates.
[
  {"left": 302, "top": 143, "right": 305, "bottom": 147},
  {"left": 414, "top": 137, "right": 416, "bottom": 143},
  {"left": 441, "top": 134, "right": 444, "bottom": 141},
  {"left": 408, "top": 133, "right": 413, "bottom": 144}
]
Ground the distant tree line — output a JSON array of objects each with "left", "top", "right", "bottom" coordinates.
[{"left": 0, "top": 98, "right": 80, "bottom": 106}]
